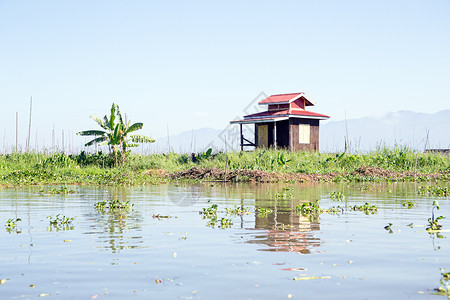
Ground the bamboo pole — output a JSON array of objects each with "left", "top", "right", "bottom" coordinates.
[
  {"left": 52, "top": 124, "right": 55, "bottom": 152},
  {"left": 15, "top": 112, "right": 18, "bottom": 152},
  {"left": 26, "top": 97, "right": 32, "bottom": 151}
]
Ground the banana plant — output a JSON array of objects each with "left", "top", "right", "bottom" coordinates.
[
  {"left": 115, "top": 105, "right": 154, "bottom": 164},
  {"left": 77, "top": 103, "right": 154, "bottom": 165}
]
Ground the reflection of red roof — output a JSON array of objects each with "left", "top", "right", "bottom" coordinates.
[
  {"left": 245, "top": 110, "right": 330, "bottom": 119},
  {"left": 259, "top": 93, "right": 314, "bottom": 106}
]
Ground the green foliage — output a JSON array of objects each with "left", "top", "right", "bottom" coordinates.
[
  {"left": 427, "top": 200, "right": 445, "bottom": 231},
  {"left": 384, "top": 223, "right": 393, "bottom": 233},
  {"left": 200, "top": 204, "right": 218, "bottom": 218},
  {"left": 295, "top": 201, "right": 322, "bottom": 215},
  {"left": 77, "top": 103, "right": 154, "bottom": 165},
  {"left": 95, "top": 198, "right": 134, "bottom": 212},
  {"left": 418, "top": 186, "right": 449, "bottom": 196},
  {"left": 350, "top": 202, "right": 378, "bottom": 214},
  {"left": 402, "top": 201, "right": 417, "bottom": 208},
  {"left": 69, "top": 151, "right": 111, "bottom": 167},
  {"left": 225, "top": 205, "right": 250, "bottom": 216},
  {"left": 256, "top": 207, "right": 273, "bottom": 216},
  {"left": 47, "top": 214, "right": 75, "bottom": 231},
  {"left": 41, "top": 153, "right": 78, "bottom": 169},
  {"left": 330, "top": 191, "right": 345, "bottom": 200},
  {"left": 1, "top": 146, "right": 449, "bottom": 186},
  {"left": 200, "top": 204, "right": 234, "bottom": 229},
  {"left": 435, "top": 268, "right": 450, "bottom": 296},
  {"left": 5, "top": 218, "right": 22, "bottom": 234},
  {"left": 40, "top": 186, "right": 75, "bottom": 195},
  {"left": 5, "top": 218, "right": 21, "bottom": 229}
]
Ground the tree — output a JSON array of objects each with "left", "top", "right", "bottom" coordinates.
[{"left": 77, "top": 103, "right": 154, "bottom": 165}]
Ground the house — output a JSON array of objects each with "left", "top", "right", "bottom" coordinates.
[{"left": 230, "top": 92, "right": 330, "bottom": 151}]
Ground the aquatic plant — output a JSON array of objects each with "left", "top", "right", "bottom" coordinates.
[
  {"left": 384, "top": 223, "right": 393, "bottom": 234},
  {"left": 40, "top": 186, "right": 75, "bottom": 195},
  {"left": 325, "top": 206, "right": 344, "bottom": 214},
  {"left": 427, "top": 200, "right": 444, "bottom": 231},
  {"left": 330, "top": 191, "right": 345, "bottom": 200},
  {"left": 418, "top": 186, "right": 449, "bottom": 196},
  {"left": 5, "top": 218, "right": 21, "bottom": 229},
  {"left": 295, "top": 201, "right": 322, "bottom": 215},
  {"left": 47, "top": 214, "right": 75, "bottom": 231},
  {"left": 200, "top": 204, "right": 218, "bottom": 218},
  {"left": 256, "top": 207, "right": 273, "bottom": 216},
  {"left": 95, "top": 199, "right": 134, "bottom": 212},
  {"left": 434, "top": 268, "right": 450, "bottom": 296},
  {"left": 5, "top": 218, "right": 22, "bottom": 234},
  {"left": 350, "top": 202, "right": 378, "bottom": 214},
  {"left": 225, "top": 205, "right": 250, "bottom": 216},
  {"left": 402, "top": 201, "right": 417, "bottom": 208},
  {"left": 219, "top": 218, "right": 233, "bottom": 228}
]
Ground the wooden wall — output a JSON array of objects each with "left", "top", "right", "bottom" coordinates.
[
  {"left": 255, "top": 118, "right": 320, "bottom": 151},
  {"left": 289, "top": 118, "right": 320, "bottom": 151}
]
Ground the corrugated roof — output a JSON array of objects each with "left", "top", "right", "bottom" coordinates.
[{"left": 258, "top": 93, "right": 314, "bottom": 106}]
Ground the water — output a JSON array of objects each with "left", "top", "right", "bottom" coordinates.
[{"left": 0, "top": 182, "right": 449, "bottom": 299}]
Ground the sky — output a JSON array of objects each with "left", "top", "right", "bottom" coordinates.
[{"left": 0, "top": 0, "right": 449, "bottom": 152}]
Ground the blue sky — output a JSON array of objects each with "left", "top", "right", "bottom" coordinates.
[{"left": 0, "top": 0, "right": 449, "bottom": 151}]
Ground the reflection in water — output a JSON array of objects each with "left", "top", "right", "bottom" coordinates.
[
  {"left": 248, "top": 209, "right": 321, "bottom": 254},
  {"left": 246, "top": 185, "right": 322, "bottom": 254},
  {"left": 84, "top": 188, "right": 144, "bottom": 253}
]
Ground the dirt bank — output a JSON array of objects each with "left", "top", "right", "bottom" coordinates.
[{"left": 168, "top": 166, "right": 449, "bottom": 182}]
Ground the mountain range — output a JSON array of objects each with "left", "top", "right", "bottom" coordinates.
[{"left": 149, "top": 110, "right": 450, "bottom": 153}]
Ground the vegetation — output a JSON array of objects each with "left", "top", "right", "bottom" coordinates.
[
  {"left": 95, "top": 198, "right": 134, "bottom": 212},
  {"left": 418, "top": 186, "right": 449, "bottom": 196},
  {"left": 77, "top": 103, "right": 154, "bottom": 166},
  {"left": 427, "top": 200, "right": 445, "bottom": 232},
  {"left": 330, "top": 191, "right": 345, "bottom": 200},
  {"left": 47, "top": 214, "right": 75, "bottom": 231},
  {"left": 5, "top": 218, "right": 21, "bottom": 234},
  {"left": 0, "top": 146, "right": 449, "bottom": 186},
  {"left": 434, "top": 268, "right": 450, "bottom": 296}
]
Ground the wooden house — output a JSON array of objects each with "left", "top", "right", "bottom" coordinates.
[{"left": 230, "top": 92, "right": 330, "bottom": 151}]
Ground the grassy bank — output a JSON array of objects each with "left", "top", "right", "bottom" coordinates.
[{"left": 0, "top": 147, "right": 449, "bottom": 186}]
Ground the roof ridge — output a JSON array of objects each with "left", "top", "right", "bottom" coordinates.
[{"left": 270, "top": 92, "right": 303, "bottom": 96}]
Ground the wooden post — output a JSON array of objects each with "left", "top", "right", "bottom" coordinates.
[
  {"left": 254, "top": 124, "right": 258, "bottom": 149},
  {"left": 240, "top": 123, "right": 243, "bottom": 151},
  {"left": 274, "top": 121, "right": 277, "bottom": 149}
]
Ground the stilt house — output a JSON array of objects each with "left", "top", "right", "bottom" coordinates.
[{"left": 230, "top": 92, "right": 330, "bottom": 151}]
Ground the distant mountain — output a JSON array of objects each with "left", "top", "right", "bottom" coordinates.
[
  {"left": 148, "top": 110, "right": 450, "bottom": 153},
  {"left": 320, "top": 110, "right": 450, "bottom": 152}
]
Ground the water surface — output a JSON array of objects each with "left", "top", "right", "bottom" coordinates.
[{"left": 0, "top": 182, "right": 449, "bottom": 299}]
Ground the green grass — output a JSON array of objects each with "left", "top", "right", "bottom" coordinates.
[{"left": 0, "top": 146, "right": 449, "bottom": 186}]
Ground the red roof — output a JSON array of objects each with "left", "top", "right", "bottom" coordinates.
[
  {"left": 258, "top": 93, "right": 314, "bottom": 106},
  {"left": 244, "top": 109, "right": 329, "bottom": 119}
]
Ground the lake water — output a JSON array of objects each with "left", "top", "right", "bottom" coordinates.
[{"left": 0, "top": 182, "right": 449, "bottom": 299}]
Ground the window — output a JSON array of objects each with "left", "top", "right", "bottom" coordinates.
[{"left": 299, "top": 124, "right": 310, "bottom": 144}]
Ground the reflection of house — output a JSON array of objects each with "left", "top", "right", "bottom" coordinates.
[
  {"left": 247, "top": 205, "right": 321, "bottom": 254},
  {"left": 230, "top": 93, "right": 330, "bottom": 151}
]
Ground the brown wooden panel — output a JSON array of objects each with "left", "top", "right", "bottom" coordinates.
[
  {"left": 257, "top": 124, "right": 268, "bottom": 148},
  {"left": 289, "top": 118, "right": 320, "bottom": 151}
]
